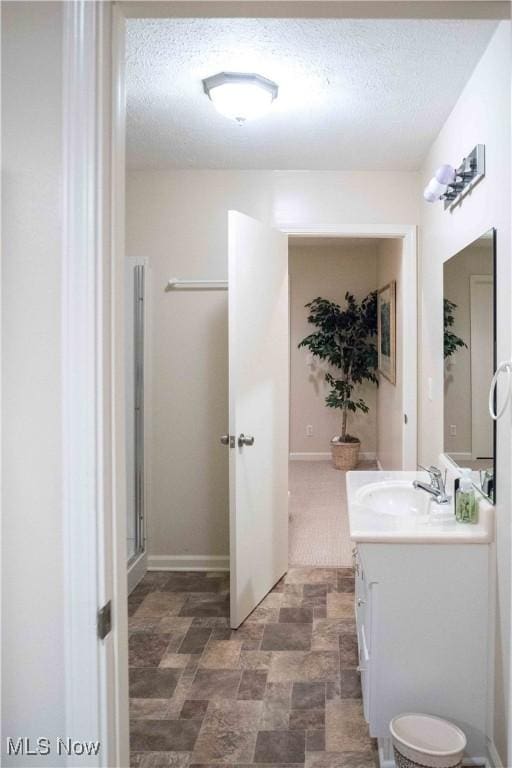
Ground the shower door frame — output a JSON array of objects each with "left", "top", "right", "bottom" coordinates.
[
  {"left": 133, "top": 262, "right": 146, "bottom": 559},
  {"left": 127, "top": 258, "right": 149, "bottom": 591}
]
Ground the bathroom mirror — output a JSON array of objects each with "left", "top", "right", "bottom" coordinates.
[{"left": 443, "top": 228, "right": 496, "bottom": 502}]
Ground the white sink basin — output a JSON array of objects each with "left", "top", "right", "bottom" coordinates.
[
  {"left": 355, "top": 480, "right": 430, "bottom": 517},
  {"left": 346, "top": 470, "right": 494, "bottom": 544}
]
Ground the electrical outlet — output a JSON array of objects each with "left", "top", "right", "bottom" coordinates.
[
  {"left": 450, "top": 424, "right": 457, "bottom": 436},
  {"left": 306, "top": 425, "right": 313, "bottom": 436}
]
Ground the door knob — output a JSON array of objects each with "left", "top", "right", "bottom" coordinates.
[
  {"left": 220, "top": 435, "right": 235, "bottom": 447},
  {"left": 238, "top": 433, "right": 255, "bottom": 447}
]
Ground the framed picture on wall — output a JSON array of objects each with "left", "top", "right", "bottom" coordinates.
[{"left": 377, "top": 281, "right": 396, "bottom": 384}]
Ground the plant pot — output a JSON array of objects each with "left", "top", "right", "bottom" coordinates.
[{"left": 330, "top": 439, "right": 361, "bottom": 471}]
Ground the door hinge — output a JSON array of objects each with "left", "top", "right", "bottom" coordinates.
[{"left": 97, "top": 600, "right": 112, "bottom": 640}]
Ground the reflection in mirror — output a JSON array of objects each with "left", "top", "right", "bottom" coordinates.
[{"left": 443, "top": 229, "right": 496, "bottom": 503}]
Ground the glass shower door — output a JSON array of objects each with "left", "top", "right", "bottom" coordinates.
[{"left": 127, "top": 262, "right": 145, "bottom": 562}]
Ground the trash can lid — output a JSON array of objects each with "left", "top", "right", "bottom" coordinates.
[{"left": 390, "top": 714, "right": 467, "bottom": 757}]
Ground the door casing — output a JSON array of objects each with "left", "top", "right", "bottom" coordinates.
[{"left": 62, "top": 2, "right": 129, "bottom": 766}]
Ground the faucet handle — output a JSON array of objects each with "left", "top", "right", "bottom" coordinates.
[{"left": 418, "top": 463, "right": 441, "bottom": 478}]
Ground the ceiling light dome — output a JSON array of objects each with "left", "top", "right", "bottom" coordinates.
[{"left": 202, "top": 72, "right": 278, "bottom": 123}]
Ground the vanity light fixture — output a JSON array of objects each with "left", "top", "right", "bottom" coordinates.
[
  {"left": 202, "top": 72, "right": 279, "bottom": 123},
  {"left": 423, "top": 144, "right": 485, "bottom": 210}
]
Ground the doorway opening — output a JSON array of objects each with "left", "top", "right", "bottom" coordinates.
[{"left": 288, "top": 235, "right": 410, "bottom": 568}]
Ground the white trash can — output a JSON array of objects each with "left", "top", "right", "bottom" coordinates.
[{"left": 390, "top": 714, "right": 467, "bottom": 768}]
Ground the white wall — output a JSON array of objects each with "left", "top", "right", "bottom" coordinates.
[
  {"left": 126, "top": 174, "right": 230, "bottom": 564},
  {"left": 418, "top": 22, "right": 511, "bottom": 764},
  {"left": 289, "top": 240, "right": 378, "bottom": 456},
  {"left": 1, "top": 2, "right": 66, "bottom": 762},
  {"left": 376, "top": 239, "right": 403, "bottom": 470},
  {"left": 126, "top": 170, "right": 419, "bottom": 563}
]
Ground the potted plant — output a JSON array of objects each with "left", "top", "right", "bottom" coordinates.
[
  {"left": 443, "top": 298, "right": 467, "bottom": 359},
  {"left": 298, "top": 291, "right": 378, "bottom": 470}
]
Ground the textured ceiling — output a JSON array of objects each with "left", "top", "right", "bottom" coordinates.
[{"left": 126, "top": 18, "right": 497, "bottom": 171}]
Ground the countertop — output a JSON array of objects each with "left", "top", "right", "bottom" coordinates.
[{"left": 346, "top": 470, "right": 494, "bottom": 544}]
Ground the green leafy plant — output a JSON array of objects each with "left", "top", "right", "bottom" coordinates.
[
  {"left": 444, "top": 298, "right": 467, "bottom": 359},
  {"left": 298, "top": 292, "right": 378, "bottom": 443}
]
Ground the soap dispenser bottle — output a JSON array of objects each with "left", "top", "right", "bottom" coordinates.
[{"left": 455, "top": 468, "right": 478, "bottom": 524}]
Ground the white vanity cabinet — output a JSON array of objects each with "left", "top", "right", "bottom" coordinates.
[{"left": 353, "top": 541, "right": 490, "bottom": 762}]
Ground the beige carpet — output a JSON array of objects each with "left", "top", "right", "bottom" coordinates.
[{"left": 288, "top": 459, "right": 378, "bottom": 568}]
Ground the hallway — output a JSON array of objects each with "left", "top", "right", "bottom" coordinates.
[{"left": 288, "top": 462, "right": 377, "bottom": 568}]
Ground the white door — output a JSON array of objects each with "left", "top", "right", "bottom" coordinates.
[
  {"left": 228, "top": 211, "right": 289, "bottom": 628},
  {"left": 470, "top": 275, "right": 494, "bottom": 459}
]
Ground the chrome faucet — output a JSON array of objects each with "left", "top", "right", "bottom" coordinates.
[{"left": 413, "top": 465, "right": 450, "bottom": 504}]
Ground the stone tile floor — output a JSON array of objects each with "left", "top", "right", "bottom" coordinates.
[{"left": 128, "top": 568, "right": 378, "bottom": 768}]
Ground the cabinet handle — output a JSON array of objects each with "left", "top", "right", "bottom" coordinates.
[
  {"left": 356, "top": 665, "right": 366, "bottom": 673},
  {"left": 357, "top": 598, "right": 366, "bottom": 607},
  {"left": 352, "top": 547, "right": 361, "bottom": 576}
]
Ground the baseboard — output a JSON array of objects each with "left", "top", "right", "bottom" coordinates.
[
  {"left": 289, "top": 451, "right": 376, "bottom": 461},
  {"left": 289, "top": 452, "right": 330, "bottom": 461},
  {"left": 128, "top": 550, "right": 147, "bottom": 594},
  {"left": 148, "top": 555, "right": 229, "bottom": 572}
]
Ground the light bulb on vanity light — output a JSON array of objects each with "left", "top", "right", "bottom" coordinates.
[
  {"left": 423, "top": 186, "right": 439, "bottom": 203},
  {"left": 435, "top": 164, "right": 457, "bottom": 185},
  {"left": 423, "top": 176, "right": 447, "bottom": 203}
]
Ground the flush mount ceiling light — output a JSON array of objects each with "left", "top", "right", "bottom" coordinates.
[
  {"left": 423, "top": 145, "right": 485, "bottom": 210},
  {"left": 202, "top": 72, "right": 279, "bottom": 123}
]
